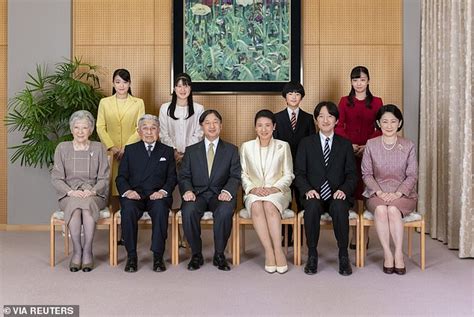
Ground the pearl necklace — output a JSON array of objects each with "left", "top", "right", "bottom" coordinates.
[{"left": 381, "top": 136, "right": 397, "bottom": 151}]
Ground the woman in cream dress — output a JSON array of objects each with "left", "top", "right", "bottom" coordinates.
[{"left": 240, "top": 110, "right": 294, "bottom": 274}]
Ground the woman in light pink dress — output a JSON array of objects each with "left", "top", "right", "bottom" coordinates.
[{"left": 361, "top": 105, "right": 418, "bottom": 275}]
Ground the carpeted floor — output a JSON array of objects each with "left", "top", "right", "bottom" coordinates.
[{"left": 0, "top": 228, "right": 472, "bottom": 316}]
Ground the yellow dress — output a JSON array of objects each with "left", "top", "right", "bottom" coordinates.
[{"left": 96, "top": 94, "right": 145, "bottom": 195}]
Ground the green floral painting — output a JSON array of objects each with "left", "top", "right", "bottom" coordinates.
[{"left": 183, "top": 0, "right": 292, "bottom": 82}]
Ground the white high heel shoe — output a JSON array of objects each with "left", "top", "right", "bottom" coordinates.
[
  {"left": 265, "top": 265, "right": 277, "bottom": 273},
  {"left": 276, "top": 265, "right": 288, "bottom": 274}
]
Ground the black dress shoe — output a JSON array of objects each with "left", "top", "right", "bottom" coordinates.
[
  {"left": 304, "top": 255, "right": 318, "bottom": 275},
  {"left": 213, "top": 253, "right": 231, "bottom": 271},
  {"left": 124, "top": 257, "right": 138, "bottom": 273},
  {"left": 153, "top": 255, "right": 166, "bottom": 272},
  {"left": 339, "top": 256, "right": 352, "bottom": 276},
  {"left": 187, "top": 253, "right": 204, "bottom": 271},
  {"left": 394, "top": 266, "right": 406, "bottom": 275},
  {"left": 117, "top": 238, "right": 125, "bottom": 246}
]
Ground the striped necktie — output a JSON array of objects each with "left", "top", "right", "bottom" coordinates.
[
  {"left": 290, "top": 111, "right": 297, "bottom": 131},
  {"left": 320, "top": 137, "right": 332, "bottom": 200}
]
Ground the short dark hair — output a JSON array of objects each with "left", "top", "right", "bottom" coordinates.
[
  {"left": 375, "top": 104, "right": 404, "bottom": 131},
  {"left": 254, "top": 109, "right": 275, "bottom": 126},
  {"left": 281, "top": 81, "right": 305, "bottom": 98},
  {"left": 199, "top": 109, "right": 222, "bottom": 125},
  {"left": 313, "top": 101, "right": 339, "bottom": 120},
  {"left": 112, "top": 69, "right": 132, "bottom": 95}
]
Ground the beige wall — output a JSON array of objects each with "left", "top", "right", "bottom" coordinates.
[{"left": 0, "top": 0, "right": 7, "bottom": 224}]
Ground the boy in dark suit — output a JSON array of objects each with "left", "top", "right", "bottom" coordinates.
[
  {"left": 295, "top": 102, "right": 357, "bottom": 276},
  {"left": 274, "top": 82, "right": 316, "bottom": 244},
  {"left": 116, "top": 114, "right": 177, "bottom": 273}
]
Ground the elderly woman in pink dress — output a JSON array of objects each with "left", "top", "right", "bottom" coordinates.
[{"left": 361, "top": 104, "right": 418, "bottom": 275}]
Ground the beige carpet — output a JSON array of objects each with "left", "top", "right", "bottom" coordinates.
[{"left": 0, "top": 228, "right": 472, "bottom": 316}]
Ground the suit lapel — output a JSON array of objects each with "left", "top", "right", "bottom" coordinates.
[
  {"left": 312, "top": 135, "right": 326, "bottom": 168},
  {"left": 197, "top": 141, "right": 210, "bottom": 179},
  {"left": 210, "top": 139, "right": 225, "bottom": 180},
  {"left": 120, "top": 96, "right": 135, "bottom": 121},
  {"left": 327, "top": 135, "right": 340, "bottom": 170},
  {"left": 252, "top": 138, "right": 264, "bottom": 180}
]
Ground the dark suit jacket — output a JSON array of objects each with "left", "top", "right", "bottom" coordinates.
[
  {"left": 178, "top": 139, "right": 241, "bottom": 199},
  {"left": 116, "top": 141, "right": 177, "bottom": 199},
  {"left": 273, "top": 108, "right": 316, "bottom": 160},
  {"left": 294, "top": 134, "right": 358, "bottom": 205}
]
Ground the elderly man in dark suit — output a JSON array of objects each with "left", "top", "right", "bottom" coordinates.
[
  {"left": 179, "top": 109, "right": 241, "bottom": 271},
  {"left": 295, "top": 101, "right": 357, "bottom": 276},
  {"left": 116, "top": 114, "right": 177, "bottom": 273}
]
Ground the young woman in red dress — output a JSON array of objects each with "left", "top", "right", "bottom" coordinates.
[{"left": 335, "top": 66, "right": 383, "bottom": 249}]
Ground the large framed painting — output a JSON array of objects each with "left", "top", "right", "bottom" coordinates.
[{"left": 173, "top": 0, "right": 301, "bottom": 93}]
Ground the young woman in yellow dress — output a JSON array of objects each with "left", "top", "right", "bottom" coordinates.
[{"left": 96, "top": 69, "right": 145, "bottom": 196}]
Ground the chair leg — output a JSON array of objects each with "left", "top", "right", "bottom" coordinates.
[
  {"left": 109, "top": 222, "right": 113, "bottom": 266},
  {"left": 113, "top": 219, "right": 118, "bottom": 267},
  {"left": 296, "top": 217, "right": 301, "bottom": 266},
  {"left": 171, "top": 215, "right": 176, "bottom": 265},
  {"left": 407, "top": 227, "right": 413, "bottom": 258},
  {"left": 356, "top": 220, "right": 360, "bottom": 267},
  {"left": 64, "top": 225, "right": 69, "bottom": 256},
  {"left": 236, "top": 220, "right": 241, "bottom": 265},
  {"left": 284, "top": 224, "right": 289, "bottom": 255},
  {"left": 50, "top": 220, "right": 55, "bottom": 267},
  {"left": 292, "top": 223, "right": 297, "bottom": 265},
  {"left": 360, "top": 223, "right": 365, "bottom": 267},
  {"left": 421, "top": 220, "right": 425, "bottom": 270},
  {"left": 241, "top": 225, "right": 246, "bottom": 254}
]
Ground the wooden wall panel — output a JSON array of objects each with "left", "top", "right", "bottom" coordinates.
[
  {"left": 301, "top": 45, "right": 320, "bottom": 112},
  {"left": 154, "top": 45, "right": 172, "bottom": 109},
  {"left": 73, "top": 0, "right": 155, "bottom": 46},
  {"left": 155, "top": 0, "right": 172, "bottom": 45},
  {"left": 72, "top": 0, "right": 403, "bottom": 150},
  {"left": 0, "top": 0, "right": 7, "bottom": 224},
  {"left": 302, "top": 0, "right": 320, "bottom": 45},
  {"left": 0, "top": 0, "right": 6, "bottom": 45},
  {"left": 320, "top": 0, "right": 402, "bottom": 45}
]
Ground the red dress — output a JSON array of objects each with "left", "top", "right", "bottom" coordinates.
[{"left": 335, "top": 95, "right": 383, "bottom": 200}]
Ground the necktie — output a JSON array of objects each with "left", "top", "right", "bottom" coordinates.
[
  {"left": 147, "top": 144, "right": 153, "bottom": 157},
  {"left": 290, "top": 111, "right": 297, "bottom": 131},
  {"left": 207, "top": 143, "right": 214, "bottom": 176},
  {"left": 320, "top": 137, "right": 332, "bottom": 200}
]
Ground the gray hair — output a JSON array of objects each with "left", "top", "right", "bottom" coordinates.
[
  {"left": 69, "top": 110, "right": 95, "bottom": 132},
  {"left": 138, "top": 114, "right": 160, "bottom": 128}
]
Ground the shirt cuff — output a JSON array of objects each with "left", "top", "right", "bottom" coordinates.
[
  {"left": 159, "top": 189, "right": 168, "bottom": 197},
  {"left": 221, "top": 189, "right": 232, "bottom": 199}
]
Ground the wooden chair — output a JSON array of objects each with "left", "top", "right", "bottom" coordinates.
[
  {"left": 360, "top": 210, "right": 425, "bottom": 270},
  {"left": 173, "top": 210, "right": 233, "bottom": 265},
  {"left": 50, "top": 154, "right": 114, "bottom": 267},
  {"left": 232, "top": 208, "right": 298, "bottom": 266},
  {"left": 296, "top": 209, "right": 360, "bottom": 267},
  {"left": 113, "top": 210, "right": 176, "bottom": 266}
]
